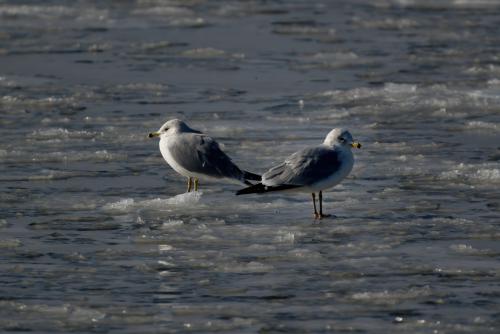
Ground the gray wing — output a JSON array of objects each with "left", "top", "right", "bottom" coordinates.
[
  {"left": 168, "top": 133, "right": 244, "bottom": 180},
  {"left": 262, "top": 146, "right": 341, "bottom": 186}
]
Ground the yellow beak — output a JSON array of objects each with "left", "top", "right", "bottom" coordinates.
[
  {"left": 351, "top": 142, "right": 362, "bottom": 149},
  {"left": 148, "top": 131, "right": 160, "bottom": 138}
]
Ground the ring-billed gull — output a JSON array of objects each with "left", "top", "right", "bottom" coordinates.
[
  {"left": 149, "top": 119, "right": 261, "bottom": 192},
  {"left": 236, "top": 128, "right": 361, "bottom": 219}
]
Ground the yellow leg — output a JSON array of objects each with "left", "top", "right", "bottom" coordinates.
[
  {"left": 187, "top": 177, "right": 193, "bottom": 192},
  {"left": 194, "top": 178, "right": 199, "bottom": 192}
]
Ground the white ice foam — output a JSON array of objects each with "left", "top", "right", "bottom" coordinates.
[
  {"left": 385, "top": 0, "right": 500, "bottom": 9},
  {"left": 273, "top": 25, "right": 336, "bottom": 36},
  {"left": 0, "top": 219, "right": 8, "bottom": 229},
  {"left": 351, "top": 286, "right": 431, "bottom": 305},
  {"left": 28, "top": 128, "right": 100, "bottom": 140},
  {"left": 312, "top": 83, "right": 500, "bottom": 116},
  {"left": 353, "top": 17, "right": 418, "bottom": 30},
  {"left": 0, "top": 238, "right": 22, "bottom": 248},
  {"left": 169, "top": 17, "right": 206, "bottom": 28},
  {"left": 138, "top": 41, "right": 173, "bottom": 51},
  {"left": 383, "top": 82, "right": 417, "bottom": 94},
  {"left": 449, "top": 244, "right": 493, "bottom": 255},
  {"left": 0, "top": 149, "right": 126, "bottom": 163},
  {"left": 466, "top": 121, "right": 500, "bottom": 132},
  {"left": 465, "top": 64, "right": 500, "bottom": 75},
  {"left": 288, "top": 248, "right": 323, "bottom": 260},
  {"left": 299, "top": 51, "right": 372, "bottom": 70},
  {"left": 158, "top": 244, "right": 174, "bottom": 252},
  {"left": 161, "top": 219, "right": 184, "bottom": 229},
  {"left": 27, "top": 169, "right": 82, "bottom": 181},
  {"left": 314, "top": 83, "right": 416, "bottom": 102},
  {"left": 274, "top": 230, "right": 296, "bottom": 243},
  {"left": 431, "top": 108, "right": 467, "bottom": 118},
  {"left": 102, "top": 192, "right": 203, "bottom": 214},
  {"left": 180, "top": 47, "right": 244, "bottom": 59},
  {"left": 115, "top": 82, "right": 168, "bottom": 92},
  {"left": 0, "top": 5, "right": 74, "bottom": 18},
  {"left": 487, "top": 78, "right": 500, "bottom": 86},
  {"left": 312, "top": 51, "right": 359, "bottom": 62},
  {"left": 0, "top": 76, "right": 18, "bottom": 87},
  {"left": 1, "top": 95, "right": 79, "bottom": 110},
  {"left": 440, "top": 163, "right": 500, "bottom": 183},
  {"left": 132, "top": 6, "right": 193, "bottom": 17},
  {"left": 217, "top": 261, "right": 274, "bottom": 273}
]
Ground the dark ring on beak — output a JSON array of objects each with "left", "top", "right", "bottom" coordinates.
[{"left": 351, "top": 142, "right": 362, "bottom": 149}]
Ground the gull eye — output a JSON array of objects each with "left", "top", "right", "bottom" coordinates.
[{"left": 337, "top": 136, "right": 345, "bottom": 142}]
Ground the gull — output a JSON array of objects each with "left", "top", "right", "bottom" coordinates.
[
  {"left": 236, "top": 128, "right": 361, "bottom": 219},
  {"left": 149, "top": 119, "right": 260, "bottom": 192}
]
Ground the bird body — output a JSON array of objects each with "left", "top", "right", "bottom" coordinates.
[
  {"left": 159, "top": 131, "right": 256, "bottom": 183},
  {"left": 159, "top": 133, "right": 209, "bottom": 181},
  {"left": 149, "top": 119, "right": 260, "bottom": 192},
  {"left": 236, "top": 128, "right": 361, "bottom": 219},
  {"left": 261, "top": 144, "right": 353, "bottom": 192}
]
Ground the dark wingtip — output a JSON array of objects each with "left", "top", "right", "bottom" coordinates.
[
  {"left": 236, "top": 183, "right": 265, "bottom": 195},
  {"left": 236, "top": 183, "right": 302, "bottom": 195},
  {"left": 243, "top": 171, "right": 262, "bottom": 182}
]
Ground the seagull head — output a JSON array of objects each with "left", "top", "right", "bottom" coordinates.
[
  {"left": 323, "top": 128, "right": 362, "bottom": 149},
  {"left": 148, "top": 119, "right": 202, "bottom": 138}
]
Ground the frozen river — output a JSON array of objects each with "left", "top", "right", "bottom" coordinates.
[{"left": 1, "top": 0, "right": 499, "bottom": 332}]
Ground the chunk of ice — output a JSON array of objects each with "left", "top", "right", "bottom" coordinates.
[{"left": 102, "top": 192, "right": 203, "bottom": 214}]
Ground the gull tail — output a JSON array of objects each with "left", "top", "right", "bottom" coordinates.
[
  {"left": 242, "top": 170, "right": 262, "bottom": 185},
  {"left": 236, "top": 183, "right": 300, "bottom": 195}
]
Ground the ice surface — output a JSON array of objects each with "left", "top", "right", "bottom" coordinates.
[{"left": 2, "top": 1, "right": 500, "bottom": 333}]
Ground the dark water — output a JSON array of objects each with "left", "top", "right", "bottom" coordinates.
[{"left": 1, "top": 0, "right": 499, "bottom": 332}]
